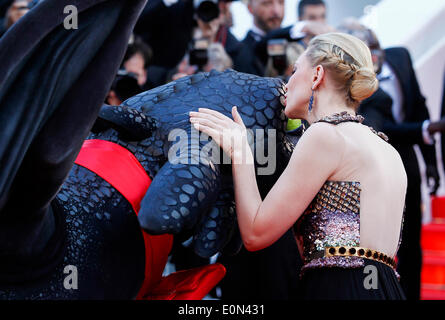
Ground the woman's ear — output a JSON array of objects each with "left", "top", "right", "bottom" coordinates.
[{"left": 312, "top": 65, "right": 325, "bottom": 90}]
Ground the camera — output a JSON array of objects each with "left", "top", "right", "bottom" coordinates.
[
  {"left": 110, "top": 69, "right": 142, "bottom": 102},
  {"left": 267, "top": 38, "right": 288, "bottom": 76},
  {"left": 194, "top": 0, "right": 220, "bottom": 22},
  {"left": 189, "top": 38, "right": 210, "bottom": 71}
]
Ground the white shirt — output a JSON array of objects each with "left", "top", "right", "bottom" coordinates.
[
  {"left": 252, "top": 22, "right": 306, "bottom": 42},
  {"left": 378, "top": 62, "right": 434, "bottom": 145},
  {"left": 378, "top": 62, "right": 404, "bottom": 124},
  {"left": 250, "top": 24, "right": 266, "bottom": 42},
  {"left": 163, "top": 0, "right": 178, "bottom": 6}
]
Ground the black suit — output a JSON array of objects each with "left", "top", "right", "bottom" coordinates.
[
  {"left": 134, "top": 0, "right": 241, "bottom": 89},
  {"left": 134, "top": 0, "right": 195, "bottom": 69},
  {"left": 216, "top": 25, "right": 242, "bottom": 62},
  {"left": 234, "top": 26, "right": 304, "bottom": 77},
  {"left": 359, "top": 47, "right": 438, "bottom": 300},
  {"left": 133, "top": 0, "right": 195, "bottom": 88},
  {"left": 233, "top": 31, "right": 267, "bottom": 76}
]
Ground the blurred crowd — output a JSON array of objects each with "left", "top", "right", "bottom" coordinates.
[{"left": 2, "top": 0, "right": 445, "bottom": 301}]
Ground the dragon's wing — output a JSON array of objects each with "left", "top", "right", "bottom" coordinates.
[
  {"left": 0, "top": 0, "right": 147, "bottom": 272},
  {"left": 0, "top": 0, "right": 147, "bottom": 213}
]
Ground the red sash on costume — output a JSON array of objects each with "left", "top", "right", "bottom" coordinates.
[
  {"left": 74, "top": 139, "right": 173, "bottom": 299},
  {"left": 74, "top": 139, "right": 225, "bottom": 300},
  {"left": 75, "top": 139, "right": 151, "bottom": 212}
]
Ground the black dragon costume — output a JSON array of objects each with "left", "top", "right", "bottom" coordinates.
[{"left": 0, "top": 0, "right": 297, "bottom": 299}]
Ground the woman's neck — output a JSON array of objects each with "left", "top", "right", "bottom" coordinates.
[{"left": 305, "top": 90, "right": 356, "bottom": 124}]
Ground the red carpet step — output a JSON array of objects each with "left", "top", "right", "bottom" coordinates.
[
  {"left": 421, "top": 224, "right": 445, "bottom": 252},
  {"left": 421, "top": 251, "right": 445, "bottom": 285},
  {"left": 431, "top": 196, "right": 445, "bottom": 220},
  {"left": 420, "top": 200, "right": 445, "bottom": 300}
]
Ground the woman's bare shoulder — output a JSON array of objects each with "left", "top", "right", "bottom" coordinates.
[
  {"left": 291, "top": 122, "right": 346, "bottom": 168},
  {"left": 299, "top": 122, "right": 345, "bottom": 147}
]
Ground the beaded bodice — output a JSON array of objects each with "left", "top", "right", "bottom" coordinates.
[
  {"left": 293, "top": 112, "right": 399, "bottom": 275},
  {"left": 293, "top": 181, "right": 364, "bottom": 271},
  {"left": 295, "top": 181, "right": 361, "bottom": 259}
]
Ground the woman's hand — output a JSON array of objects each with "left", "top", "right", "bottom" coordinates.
[
  {"left": 189, "top": 106, "right": 251, "bottom": 163},
  {"left": 428, "top": 118, "right": 445, "bottom": 135}
]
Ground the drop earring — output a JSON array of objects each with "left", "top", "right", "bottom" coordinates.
[{"left": 308, "top": 89, "right": 315, "bottom": 113}]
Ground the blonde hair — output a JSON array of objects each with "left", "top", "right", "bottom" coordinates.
[{"left": 306, "top": 32, "right": 378, "bottom": 109}]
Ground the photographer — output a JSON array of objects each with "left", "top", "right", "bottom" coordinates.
[
  {"left": 170, "top": 39, "right": 233, "bottom": 81},
  {"left": 106, "top": 36, "right": 153, "bottom": 105},
  {"left": 123, "top": 35, "right": 153, "bottom": 89},
  {"left": 134, "top": 0, "right": 239, "bottom": 88},
  {"left": 264, "top": 39, "right": 305, "bottom": 80},
  {"left": 214, "top": 0, "right": 241, "bottom": 61},
  {"left": 105, "top": 70, "right": 141, "bottom": 106},
  {"left": 292, "top": 0, "right": 332, "bottom": 46},
  {"left": 234, "top": 0, "right": 333, "bottom": 77},
  {"left": 233, "top": 0, "right": 285, "bottom": 76},
  {"left": 266, "top": 0, "right": 333, "bottom": 47}
]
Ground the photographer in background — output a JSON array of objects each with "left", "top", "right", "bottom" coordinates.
[
  {"left": 105, "top": 70, "right": 141, "bottom": 106},
  {"left": 105, "top": 36, "right": 153, "bottom": 105},
  {"left": 214, "top": 0, "right": 241, "bottom": 61},
  {"left": 134, "top": 0, "right": 239, "bottom": 88},
  {"left": 264, "top": 0, "right": 333, "bottom": 48},
  {"left": 170, "top": 40, "right": 233, "bottom": 81},
  {"left": 234, "top": 0, "right": 285, "bottom": 76},
  {"left": 264, "top": 39, "right": 304, "bottom": 80},
  {"left": 235, "top": 0, "right": 332, "bottom": 77},
  {"left": 292, "top": 0, "right": 332, "bottom": 46},
  {"left": 122, "top": 35, "right": 153, "bottom": 88},
  {"left": 264, "top": 38, "right": 307, "bottom": 144}
]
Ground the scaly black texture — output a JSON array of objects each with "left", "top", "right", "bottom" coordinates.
[{"left": 86, "top": 69, "right": 294, "bottom": 258}]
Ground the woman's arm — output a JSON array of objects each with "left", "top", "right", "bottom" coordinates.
[{"left": 190, "top": 107, "right": 344, "bottom": 251}]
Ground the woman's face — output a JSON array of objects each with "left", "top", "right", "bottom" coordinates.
[{"left": 284, "top": 52, "right": 314, "bottom": 119}]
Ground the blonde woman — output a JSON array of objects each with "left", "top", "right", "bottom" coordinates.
[{"left": 189, "top": 33, "right": 407, "bottom": 299}]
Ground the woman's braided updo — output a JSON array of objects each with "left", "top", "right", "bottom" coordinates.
[{"left": 306, "top": 32, "right": 378, "bottom": 109}]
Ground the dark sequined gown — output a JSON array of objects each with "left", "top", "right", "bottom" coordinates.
[{"left": 293, "top": 113, "right": 406, "bottom": 300}]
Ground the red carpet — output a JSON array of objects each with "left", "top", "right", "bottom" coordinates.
[{"left": 421, "top": 196, "right": 445, "bottom": 300}]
